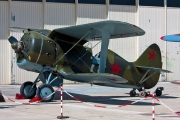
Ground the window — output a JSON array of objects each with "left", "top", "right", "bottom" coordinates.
[
  {"left": 167, "top": 0, "right": 180, "bottom": 7},
  {"left": 78, "top": 0, "right": 105, "bottom": 4},
  {"left": 139, "top": 0, "right": 164, "bottom": 7},
  {"left": 12, "top": 0, "right": 42, "bottom": 2},
  {"left": 46, "top": 0, "right": 74, "bottom": 3},
  {"left": 110, "top": 0, "right": 135, "bottom": 6}
]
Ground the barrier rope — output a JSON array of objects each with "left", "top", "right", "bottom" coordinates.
[
  {"left": 2, "top": 87, "right": 61, "bottom": 104},
  {"left": 150, "top": 94, "right": 180, "bottom": 117},
  {"left": 2, "top": 86, "right": 180, "bottom": 118},
  {"left": 63, "top": 88, "right": 151, "bottom": 108}
]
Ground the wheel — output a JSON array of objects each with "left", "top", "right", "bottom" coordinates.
[
  {"left": 130, "top": 90, "right": 136, "bottom": 97},
  {"left": 36, "top": 84, "right": 54, "bottom": 102},
  {"left": 139, "top": 91, "right": 147, "bottom": 97},
  {"left": 155, "top": 89, "right": 162, "bottom": 96},
  {"left": 20, "top": 81, "right": 37, "bottom": 99}
]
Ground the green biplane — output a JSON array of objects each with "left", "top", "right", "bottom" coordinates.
[{"left": 8, "top": 20, "right": 171, "bottom": 102}]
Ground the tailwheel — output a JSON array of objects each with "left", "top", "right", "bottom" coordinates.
[
  {"left": 36, "top": 84, "right": 54, "bottom": 102},
  {"left": 130, "top": 90, "right": 136, "bottom": 97},
  {"left": 20, "top": 81, "right": 37, "bottom": 99},
  {"left": 139, "top": 91, "right": 147, "bottom": 97}
]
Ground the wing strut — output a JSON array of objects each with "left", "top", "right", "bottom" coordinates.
[
  {"left": 98, "top": 30, "right": 110, "bottom": 73},
  {"left": 139, "top": 70, "right": 157, "bottom": 84},
  {"left": 52, "top": 29, "right": 92, "bottom": 67}
]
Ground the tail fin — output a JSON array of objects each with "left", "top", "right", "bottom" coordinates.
[
  {"left": 134, "top": 43, "right": 162, "bottom": 68},
  {"left": 134, "top": 43, "right": 162, "bottom": 89}
]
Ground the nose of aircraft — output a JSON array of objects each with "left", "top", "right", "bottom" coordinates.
[
  {"left": 8, "top": 36, "right": 30, "bottom": 60},
  {"left": 160, "top": 36, "right": 164, "bottom": 40}
]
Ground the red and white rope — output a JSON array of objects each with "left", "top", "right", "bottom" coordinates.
[
  {"left": 2, "top": 86, "right": 180, "bottom": 118},
  {"left": 63, "top": 89, "right": 149, "bottom": 108},
  {"left": 151, "top": 94, "right": 180, "bottom": 117},
  {"left": 2, "top": 87, "right": 61, "bottom": 105}
]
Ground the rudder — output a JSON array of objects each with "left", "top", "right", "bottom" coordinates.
[
  {"left": 134, "top": 43, "right": 162, "bottom": 89},
  {"left": 134, "top": 43, "right": 162, "bottom": 68}
]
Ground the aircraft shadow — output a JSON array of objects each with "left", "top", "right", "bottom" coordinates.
[
  {"left": 125, "top": 93, "right": 179, "bottom": 99},
  {"left": 53, "top": 91, "right": 160, "bottom": 106},
  {"left": 140, "top": 113, "right": 180, "bottom": 118},
  {"left": 155, "top": 94, "right": 179, "bottom": 99}
]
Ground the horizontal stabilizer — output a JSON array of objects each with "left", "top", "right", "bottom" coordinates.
[
  {"left": 137, "top": 66, "right": 172, "bottom": 73},
  {"left": 64, "top": 73, "right": 128, "bottom": 84}
]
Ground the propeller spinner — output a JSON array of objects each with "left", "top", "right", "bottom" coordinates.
[{"left": 8, "top": 36, "right": 30, "bottom": 60}]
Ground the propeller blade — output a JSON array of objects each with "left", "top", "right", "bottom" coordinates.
[{"left": 8, "top": 36, "right": 18, "bottom": 44}]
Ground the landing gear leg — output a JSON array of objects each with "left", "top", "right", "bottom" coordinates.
[
  {"left": 35, "top": 71, "right": 62, "bottom": 102},
  {"left": 138, "top": 87, "right": 150, "bottom": 97},
  {"left": 130, "top": 89, "right": 136, "bottom": 97}
]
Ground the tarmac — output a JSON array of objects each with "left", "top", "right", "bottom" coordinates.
[{"left": 0, "top": 82, "right": 180, "bottom": 120}]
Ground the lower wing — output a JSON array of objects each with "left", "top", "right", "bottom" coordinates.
[{"left": 63, "top": 73, "right": 128, "bottom": 84}]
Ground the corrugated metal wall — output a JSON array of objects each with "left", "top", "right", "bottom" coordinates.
[
  {"left": 166, "top": 7, "right": 180, "bottom": 81},
  {"left": 0, "top": 1, "right": 11, "bottom": 84},
  {"left": 108, "top": 5, "right": 137, "bottom": 61},
  {"left": 10, "top": 1, "right": 43, "bottom": 84},
  {"left": 77, "top": 4, "right": 106, "bottom": 24},
  {"left": 45, "top": 3, "right": 76, "bottom": 30}
]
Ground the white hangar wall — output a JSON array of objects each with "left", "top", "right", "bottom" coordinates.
[
  {"left": 166, "top": 7, "right": 180, "bottom": 80},
  {"left": 44, "top": 3, "right": 76, "bottom": 30},
  {"left": 1, "top": 0, "right": 180, "bottom": 84},
  {"left": 0, "top": 1, "right": 11, "bottom": 84}
]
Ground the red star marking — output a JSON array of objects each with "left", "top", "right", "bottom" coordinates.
[
  {"left": 110, "top": 61, "right": 122, "bottom": 75},
  {"left": 148, "top": 50, "right": 156, "bottom": 61},
  {"left": 107, "top": 78, "right": 117, "bottom": 82}
]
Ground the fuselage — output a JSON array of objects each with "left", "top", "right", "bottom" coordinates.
[{"left": 15, "top": 31, "right": 161, "bottom": 89}]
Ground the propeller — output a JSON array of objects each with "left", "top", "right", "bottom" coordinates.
[{"left": 8, "top": 36, "right": 30, "bottom": 60}]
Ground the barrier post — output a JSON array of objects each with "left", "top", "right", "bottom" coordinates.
[
  {"left": 152, "top": 96, "right": 155, "bottom": 120},
  {"left": 57, "top": 85, "right": 69, "bottom": 119}
]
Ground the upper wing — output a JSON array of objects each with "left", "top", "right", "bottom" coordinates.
[
  {"left": 63, "top": 73, "right": 128, "bottom": 84},
  {"left": 9, "top": 27, "right": 52, "bottom": 36},
  {"left": 160, "top": 34, "right": 180, "bottom": 42},
  {"left": 136, "top": 66, "right": 172, "bottom": 73},
  {"left": 48, "top": 20, "right": 145, "bottom": 45}
]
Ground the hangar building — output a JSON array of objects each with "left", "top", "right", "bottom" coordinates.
[{"left": 0, "top": 0, "right": 180, "bottom": 84}]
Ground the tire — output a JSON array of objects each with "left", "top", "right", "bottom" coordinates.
[
  {"left": 155, "top": 89, "right": 162, "bottom": 96},
  {"left": 36, "top": 84, "right": 54, "bottom": 102},
  {"left": 20, "top": 81, "right": 37, "bottom": 99},
  {"left": 130, "top": 90, "right": 136, "bottom": 97},
  {"left": 139, "top": 91, "right": 147, "bottom": 97}
]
